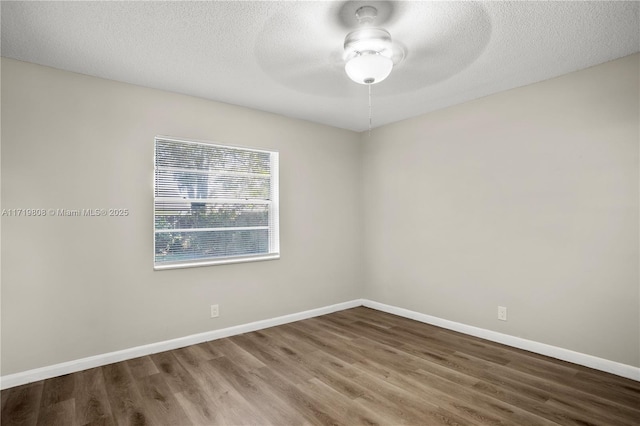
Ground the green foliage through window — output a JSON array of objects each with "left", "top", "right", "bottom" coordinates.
[{"left": 154, "top": 137, "right": 279, "bottom": 268}]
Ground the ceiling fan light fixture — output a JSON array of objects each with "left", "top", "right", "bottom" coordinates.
[
  {"left": 345, "top": 52, "right": 393, "bottom": 85},
  {"left": 344, "top": 27, "right": 394, "bottom": 85}
]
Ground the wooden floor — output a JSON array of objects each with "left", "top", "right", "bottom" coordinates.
[{"left": 2, "top": 307, "right": 639, "bottom": 426}]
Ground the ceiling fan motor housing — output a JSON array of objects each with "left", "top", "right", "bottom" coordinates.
[{"left": 344, "top": 28, "right": 393, "bottom": 59}]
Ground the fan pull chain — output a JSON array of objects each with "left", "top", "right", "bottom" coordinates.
[{"left": 368, "top": 83, "right": 372, "bottom": 137}]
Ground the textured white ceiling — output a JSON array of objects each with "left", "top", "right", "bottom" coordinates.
[{"left": 2, "top": 1, "right": 639, "bottom": 132}]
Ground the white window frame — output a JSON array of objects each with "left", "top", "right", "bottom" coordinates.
[{"left": 154, "top": 136, "right": 279, "bottom": 270}]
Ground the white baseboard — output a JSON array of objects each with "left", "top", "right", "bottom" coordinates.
[
  {"left": 2, "top": 298, "right": 638, "bottom": 389},
  {"left": 0, "top": 299, "right": 364, "bottom": 390},
  {"left": 361, "top": 299, "right": 640, "bottom": 382}
]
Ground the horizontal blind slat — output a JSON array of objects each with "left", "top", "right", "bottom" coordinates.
[
  {"left": 155, "top": 226, "right": 269, "bottom": 233},
  {"left": 155, "top": 197, "right": 271, "bottom": 204},
  {"left": 157, "top": 165, "right": 269, "bottom": 178}
]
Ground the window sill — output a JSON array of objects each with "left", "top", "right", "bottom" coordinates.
[{"left": 154, "top": 253, "right": 280, "bottom": 270}]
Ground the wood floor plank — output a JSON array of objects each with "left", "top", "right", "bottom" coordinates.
[
  {"left": 74, "top": 367, "right": 113, "bottom": 426},
  {"left": 328, "top": 309, "right": 395, "bottom": 331},
  {"left": 257, "top": 326, "right": 319, "bottom": 355},
  {"left": 187, "top": 341, "right": 225, "bottom": 362},
  {"left": 544, "top": 396, "right": 640, "bottom": 426},
  {"left": 35, "top": 399, "right": 75, "bottom": 426},
  {"left": 39, "top": 374, "right": 75, "bottom": 410},
  {"left": 488, "top": 364, "right": 640, "bottom": 425},
  {"left": 207, "top": 338, "right": 266, "bottom": 371},
  {"left": 231, "top": 332, "right": 314, "bottom": 384},
  {"left": 154, "top": 352, "right": 218, "bottom": 425},
  {"left": 351, "top": 362, "right": 478, "bottom": 426},
  {"left": 349, "top": 344, "right": 514, "bottom": 425},
  {"left": 305, "top": 317, "right": 361, "bottom": 341},
  {"left": 280, "top": 322, "right": 362, "bottom": 364},
  {"left": 244, "top": 369, "right": 316, "bottom": 425},
  {"left": 395, "top": 324, "right": 640, "bottom": 425},
  {"left": 323, "top": 317, "right": 408, "bottom": 349},
  {"left": 297, "top": 377, "right": 391, "bottom": 426},
  {"left": 390, "top": 322, "right": 638, "bottom": 425},
  {"left": 175, "top": 353, "right": 265, "bottom": 425},
  {"left": 568, "top": 370, "right": 640, "bottom": 408},
  {"left": 1, "top": 381, "right": 44, "bottom": 426},
  {"left": 298, "top": 350, "right": 368, "bottom": 400},
  {"left": 413, "top": 367, "right": 558, "bottom": 425},
  {"left": 250, "top": 366, "right": 341, "bottom": 425},
  {"left": 80, "top": 415, "right": 116, "bottom": 426},
  {"left": 495, "top": 357, "right": 640, "bottom": 414},
  {"left": 101, "top": 362, "right": 151, "bottom": 426},
  {"left": 125, "top": 356, "right": 159, "bottom": 380},
  {"left": 4, "top": 307, "right": 639, "bottom": 425},
  {"left": 208, "top": 356, "right": 307, "bottom": 425},
  {"left": 148, "top": 351, "right": 199, "bottom": 395},
  {"left": 171, "top": 390, "right": 217, "bottom": 426},
  {"left": 134, "top": 373, "right": 191, "bottom": 426},
  {"left": 307, "top": 344, "right": 478, "bottom": 425}
]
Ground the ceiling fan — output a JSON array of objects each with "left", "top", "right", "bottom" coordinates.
[
  {"left": 342, "top": 5, "right": 403, "bottom": 85},
  {"left": 255, "top": 1, "right": 491, "bottom": 98}
]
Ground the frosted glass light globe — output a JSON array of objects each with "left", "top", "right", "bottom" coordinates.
[{"left": 345, "top": 53, "right": 393, "bottom": 85}]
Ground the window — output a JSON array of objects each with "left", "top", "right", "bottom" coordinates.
[{"left": 154, "top": 136, "right": 279, "bottom": 269}]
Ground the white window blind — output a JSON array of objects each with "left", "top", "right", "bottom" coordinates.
[{"left": 154, "top": 137, "right": 279, "bottom": 269}]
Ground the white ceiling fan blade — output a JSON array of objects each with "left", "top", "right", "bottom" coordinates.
[
  {"left": 374, "top": 1, "right": 492, "bottom": 95},
  {"left": 254, "top": 4, "right": 358, "bottom": 97}
]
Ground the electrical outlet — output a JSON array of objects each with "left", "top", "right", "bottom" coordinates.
[
  {"left": 498, "top": 306, "right": 507, "bottom": 321},
  {"left": 210, "top": 304, "right": 219, "bottom": 318}
]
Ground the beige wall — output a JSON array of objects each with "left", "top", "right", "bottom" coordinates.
[
  {"left": 2, "top": 53, "right": 639, "bottom": 376},
  {"left": 362, "top": 54, "right": 640, "bottom": 367},
  {"left": 1, "top": 58, "right": 363, "bottom": 375}
]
